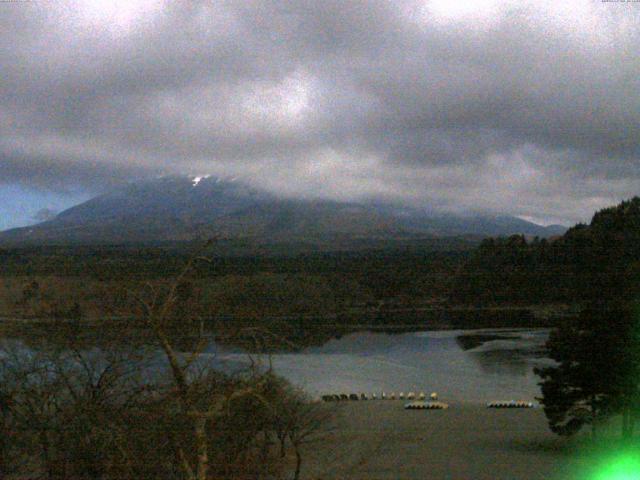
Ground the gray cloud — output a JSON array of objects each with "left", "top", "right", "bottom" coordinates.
[{"left": 2, "top": 0, "right": 640, "bottom": 224}]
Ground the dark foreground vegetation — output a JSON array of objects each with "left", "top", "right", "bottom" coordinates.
[
  {"left": 0, "top": 251, "right": 334, "bottom": 480},
  {"left": 0, "top": 346, "right": 330, "bottom": 480}
]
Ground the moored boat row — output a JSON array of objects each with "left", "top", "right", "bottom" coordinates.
[
  {"left": 404, "top": 401, "right": 449, "bottom": 410},
  {"left": 321, "top": 394, "right": 536, "bottom": 409},
  {"left": 322, "top": 392, "right": 439, "bottom": 402},
  {"left": 486, "top": 400, "right": 534, "bottom": 408}
]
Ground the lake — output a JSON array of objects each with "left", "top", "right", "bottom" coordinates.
[{"left": 207, "top": 328, "right": 553, "bottom": 403}]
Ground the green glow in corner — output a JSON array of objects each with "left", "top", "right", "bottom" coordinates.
[{"left": 590, "top": 453, "right": 640, "bottom": 480}]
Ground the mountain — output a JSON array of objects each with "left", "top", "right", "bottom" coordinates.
[{"left": 0, "top": 176, "right": 566, "bottom": 247}]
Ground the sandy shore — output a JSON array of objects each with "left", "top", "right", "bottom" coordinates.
[{"left": 301, "top": 401, "right": 588, "bottom": 480}]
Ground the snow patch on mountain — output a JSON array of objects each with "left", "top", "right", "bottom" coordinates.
[{"left": 191, "top": 175, "right": 211, "bottom": 187}]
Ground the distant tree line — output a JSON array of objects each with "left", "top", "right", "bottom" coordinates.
[
  {"left": 0, "top": 245, "right": 468, "bottom": 323},
  {"left": 451, "top": 198, "right": 640, "bottom": 306}
]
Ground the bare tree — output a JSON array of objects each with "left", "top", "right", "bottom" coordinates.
[
  {"left": 0, "top": 336, "right": 155, "bottom": 480},
  {"left": 286, "top": 395, "right": 333, "bottom": 480},
  {"left": 0, "top": 239, "right": 336, "bottom": 480},
  {"left": 130, "top": 240, "right": 278, "bottom": 480}
]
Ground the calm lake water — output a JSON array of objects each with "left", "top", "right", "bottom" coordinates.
[{"left": 208, "top": 328, "right": 553, "bottom": 404}]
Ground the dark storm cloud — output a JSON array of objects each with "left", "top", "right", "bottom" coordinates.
[{"left": 2, "top": 0, "right": 640, "bottom": 223}]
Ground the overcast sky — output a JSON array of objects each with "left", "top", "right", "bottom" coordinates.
[{"left": 2, "top": 0, "right": 639, "bottom": 229}]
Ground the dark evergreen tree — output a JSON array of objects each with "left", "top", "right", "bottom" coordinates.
[{"left": 535, "top": 301, "right": 640, "bottom": 437}]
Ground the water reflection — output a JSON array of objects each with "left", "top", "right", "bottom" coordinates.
[
  {"left": 455, "top": 333, "right": 517, "bottom": 351},
  {"left": 210, "top": 328, "right": 552, "bottom": 403},
  {"left": 457, "top": 330, "right": 550, "bottom": 377},
  {"left": 471, "top": 349, "right": 531, "bottom": 376},
  {"left": 1, "top": 322, "right": 552, "bottom": 404}
]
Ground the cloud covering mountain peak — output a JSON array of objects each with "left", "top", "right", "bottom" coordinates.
[{"left": 1, "top": 0, "right": 639, "bottom": 228}]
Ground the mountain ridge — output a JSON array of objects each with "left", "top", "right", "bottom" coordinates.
[{"left": 0, "top": 176, "right": 566, "bottom": 246}]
